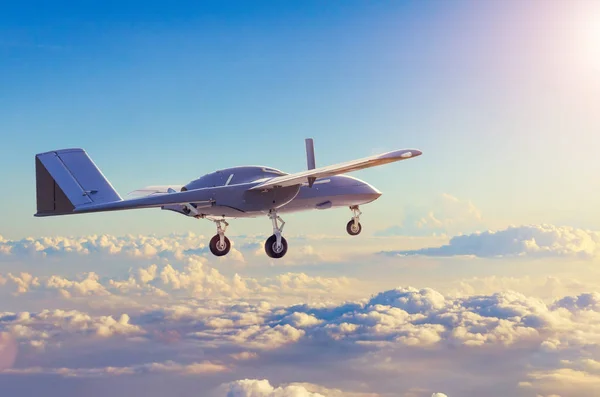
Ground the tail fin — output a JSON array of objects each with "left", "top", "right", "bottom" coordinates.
[{"left": 34, "top": 149, "right": 122, "bottom": 217}]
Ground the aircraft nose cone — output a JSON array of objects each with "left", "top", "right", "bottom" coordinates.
[{"left": 368, "top": 184, "right": 382, "bottom": 200}]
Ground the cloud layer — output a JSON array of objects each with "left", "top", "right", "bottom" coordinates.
[
  {"left": 1, "top": 230, "right": 599, "bottom": 396},
  {"left": 383, "top": 224, "right": 600, "bottom": 258}
]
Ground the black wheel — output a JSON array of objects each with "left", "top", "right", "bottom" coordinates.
[
  {"left": 346, "top": 220, "right": 362, "bottom": 236},
  {"left": 209, "top": 234, "right": 231, "bottom": 256},
  {"left": 264, "top": 234, "right": 288, "bottom": 259}
]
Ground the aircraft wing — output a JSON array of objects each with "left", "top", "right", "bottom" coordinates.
[{"left": 249, "top": 148, "right": 422, "bottom": 190}]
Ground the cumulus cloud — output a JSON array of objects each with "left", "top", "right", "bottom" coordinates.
[
  {"left": 2, "top": 275, "right": 600, "bottom": 396},
  {"left": 0, "top": 233, "right": 349, "bottom": 266},
  {"left": 221, "top": 379, "right": 378, "bottom": 397},
  {"left": 376, "top": 194, "right": 484, "bottom": 237},
  {"left": 0, "top": 233, "right": 229, "bottom": 260},
  {"left": 1, "top": 258, "right": 352, "bottom": 304},
  {"left": 0, "top": 308, "right": 142, "bottom": 349},
  {"left": 4, "top": 231, "right": 600, "bottom": 397},
  {"left": 3, "top": 284, "right": 587, "bottom": 357},
  {"left": 224, "top": 379, "right": 325, "bottom": 397},
  {"left": 126, "top": 286, "right": 600, "bottom": 354},
  {"left": 383, "top": 224, "right": 600, "bottom": 258},
  {"left": 6, "top": 273, "right": 40, "bottom": 294}
]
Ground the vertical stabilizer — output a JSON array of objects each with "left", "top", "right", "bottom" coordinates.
[{"left": 35, "top": 149, "right": 122, "bottom": 216}]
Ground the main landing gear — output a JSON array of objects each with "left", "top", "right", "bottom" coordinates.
[
  {"left": 208, "top": 218, "right": 231, "bottom": 256},
  {"left": 265, "top": 210, "right": 288, "bottom": 259},
  {"left": 346, "top": 205, "right": 362, "bottom": 236},
  {"left": 201, "top": 211, "right": 289, "bottom": 259},
  {"left": 202, "top": 206, "right": 362, "bottom": 258}
]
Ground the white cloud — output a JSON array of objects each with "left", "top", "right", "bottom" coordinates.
[
  {"left": 4, "top": 234, "right": 600, "bottom": 397},
  {"left": 224, "top": 379, "right": 325, "bottom": 397},
  {"left": 521, "top": 358, "right": 600, "bottom": 397},
  {"left": 46, "top": 272, "right": 109, "bottom": 297},
  {"left": 229, "top": 351, "right": 258, "bottom": 361},
  {"left": 0, "top": 308, "right": 143, "bottom": 349},
  {"left": 3, "top": 260, "right": 353, "bottom": 304},
  {"left": 221, "top": 379, "right": 378, "bottom": 397},
  {"left": 7, "top": 272, "right": 40, "bottom": 294},
  {"left": 3, "top": 360, "right": 228, "bottom": 377},
  {"left": 385, "top": 224, "right": 600, "bottom": 258},
  {"left": 0, "top": 233, "right": 216, "bottom": 260}
]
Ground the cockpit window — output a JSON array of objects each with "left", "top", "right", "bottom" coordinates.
[{"left": 262, "top": 167, "right": 286, "bottom": 175}]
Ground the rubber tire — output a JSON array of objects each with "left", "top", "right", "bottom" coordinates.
[
  {"left": 346, "top": 220, "right": 362, "bottom": 236},
  {"left": 209, "top": 234, "right": 231, "bottom": 256},
  {"left": 265, "top": 234, "right": 288, "bottom": 259}
]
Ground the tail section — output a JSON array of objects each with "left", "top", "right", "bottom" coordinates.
[{"left": 34, "top": 149, "right": 122, "bottom": 217}]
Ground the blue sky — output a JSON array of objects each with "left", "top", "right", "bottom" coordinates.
[
  {"left": 2, "top": 0, "right": 599, "bottom": 238},
  {"left": 3, "top": 2, "right": 600, "bottom": 397}
]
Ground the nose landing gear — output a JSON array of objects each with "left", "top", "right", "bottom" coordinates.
[{"left": 346, "top": 205, "right": 362, "bottom": 236}]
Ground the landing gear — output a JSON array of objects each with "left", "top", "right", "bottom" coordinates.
[
  {"left": 265, "top": 234, "right": 288, "bottom": 258},
  {"left": 347, "top": 205, "right": 362, "bottom": 236},
  {"left": 265, "top": 210, "right": 288, "bottom": 259},
  {"left": 208, "top": 218, "right": 231, "bottom": 256},
  {"left": 209, "top": 234, "right": 231, "bottom": 256}
]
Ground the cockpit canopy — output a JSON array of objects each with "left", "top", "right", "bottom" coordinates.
[{"left": 182, "top": 166, "right": 287, "bottom": 191}]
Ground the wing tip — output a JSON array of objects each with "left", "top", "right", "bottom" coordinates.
[{"left": 379, "top": 149, "right": 422, "bottom": 160}]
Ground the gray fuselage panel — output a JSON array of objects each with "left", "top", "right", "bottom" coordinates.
[{"left": 179, "top": 166, "right": 382, "bottom": 218}]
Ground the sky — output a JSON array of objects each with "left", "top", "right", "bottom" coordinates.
[{"left": 2, "top": 1, "right": 600, "bottom": 396}]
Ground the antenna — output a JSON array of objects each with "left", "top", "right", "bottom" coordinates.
[
  {"left": 305, "top": 138, "right": 316, "bottom": 170},
  {"left": 305, "top": 138, "right": 316, "bottom": 187}
]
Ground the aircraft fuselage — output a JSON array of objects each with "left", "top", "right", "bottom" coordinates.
[{"left": 172, "top": 166, "right": 381, "bottom": 219}]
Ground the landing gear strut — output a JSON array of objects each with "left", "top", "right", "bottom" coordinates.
[
  {"left": 265, "top": 210, "right": 288, "bottom": 259},
  {"left": 346, "top": 205, "right": 362, "bottom": 236},
  {"left": 208, "top": 218, "right": 231, "bottom": 256}
]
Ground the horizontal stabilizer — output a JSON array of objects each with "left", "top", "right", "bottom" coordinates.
[{"left": 35, "top": 149, "right": 122, "bottom": 217}]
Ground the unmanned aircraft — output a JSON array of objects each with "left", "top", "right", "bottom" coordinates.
[{"left": 34, "top": 139, "right": 422, "bottom": 259}]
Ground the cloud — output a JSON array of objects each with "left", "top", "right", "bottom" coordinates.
[
  {"left": 221, "top": 379, "right": 378, "bottom": 397},
  {"left": 383, "top": 224, "right": 600, "bottom": 258},
  {"left": 224, "top": 379, "right": 325, "bottom": 397},
  {"left": 3, "top": 360, "right": 228, "bottom": 378},
  {"left": 0, "top": 233, "right": 210, "bottom": 260},
  {"left": 376, "top": 194, "right": 484, "bottom": 237},
  {"left": 520, "top": 358, "right": 600, "bottom": 397},
  {"left": 6, "top": 263, "right": 352, "bottom": 304},
  {"left": 3, "top": 236, "right": 600, "bottom": 397},
  {"left": 0, "top": 308, "right": 142, "bottom": 349}
]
